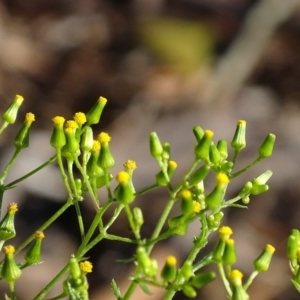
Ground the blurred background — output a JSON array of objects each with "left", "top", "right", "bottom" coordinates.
[{"left": 0, "top": 0, "right": 300, "bottom": 299}]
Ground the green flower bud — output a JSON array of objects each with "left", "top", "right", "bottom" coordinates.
[
  {"left": 258, "top": 133, "right": 276, "bottom": 158},
  {"left": 86, "top": 96, "right": 107, "bottom": 125},
  {"left": 2, "top": 95, "right": 24, "bottom": 124},
  {"left": 254, "top": 244, "right": 275, "bottom": 272},
  {"left": 146, "top": 260, "right": 158, "bottom": 278},
  {"left": 213, "top": 226, "right": 233, "bottom": 262},
  {"left": 287, "top": 230, "right": 300, "bottom": 261},
  {"left": 189, "top": 165, "right": 210, "bottom": 186},
  {"left": 1, "top": 245, "right": 22, "bottom": 284},
  {"left": 149, "top": 132, "right": 163, "bottom": 159},
  {"left": 25, "top": 231, "right": 45, "bottom": 265},
  {"left": 239, "top": 181, "right": 253, "bottom": 198},
  {"left": 161, "top": 256, "right": 177, "bottom": 282},
  {"left": 182, "top": 285, "right": 197, "bottom": 298},
  {"left": 114, "top": 171, "right": 135, "bottom": 205},
  {"left": 97, "top": 132, "right": 115, "bottom": 170},
  {"left": 220, "top": 161, "right": 233, "bottom": 173},
  {"left": 86, "top": 141, "right": 103, "bottom": 178},
  {"left": 133, "top": 207, "right": 144, "bottom": 230},
  {"left": 205, "top": 173, "right": 229, "bottom": 210},
  {"left": 155, "top": 160, "right": 177, "bottom": 186},
  {"left": 181, "top": 262, "right": 193, "bottom": 281},
  {"left": 136, "top": 247, "right": 152, "bottom": 272},
  {"left": 180, "top": 190, "right": 194, "bottom": 215},
  {"left": 50, "top": 116, "right": 66, "bottom": 149},
  {"left": 162, "top": 142, "right": 171, "bottom": 162},
  {"left": 62, "top": 122, "right": 80, "bottom": 160},
  {"left": 14, "top": 113, "right": 35, "bottom": 149},
  {"left": 190, "top": 271, "right": 215, "bottom": 289},
  {"left": 209, "top": 143, "right": 221, "bottom": 165},
  {"left": 95, "top": 174, "right": 113, "bottom": 188},
  {"left": 231, "top": 120, "right": 246, "bottom": 152},
  {"left": 0, "top": 203, "right": 18, "bottom": 241},
  {"left": 252, "top": 170, "right": 273, "bottom": 185},
  {"left": 222, "top": 238, "right": 237, "bottom": 266},
  {"left": 168, "top": 215, "right": 189, "bottom": 235},
  {"left": 217, "top": 139, "right": 228, "bottom": 160},
  {"left": 195, "top": 130, "right": 214, "bottom": 162},
  {"left": 193, "top": 126, "right": 205, "bottom": 143},
  {"left": 250, "top": 183, "right": 268, "bottom": 195},
  {"left": 80, "top": 126, "right": 94, "bottom": 152},
  {"left": 229, "top": 270, "right": 249, "bottom": 300}
]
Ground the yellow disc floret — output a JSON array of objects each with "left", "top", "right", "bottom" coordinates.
[
  {"left": 168, "top": 160, "right": 178, "bottom": 169},
  {"left": 79, "top": 261, "right": 93, "bottom": 273},
  {"left": 98, "top": 96, "right": 107, "bottom": 105},
  {"left": 219, "top": 226, "right": 233, "bottom": 237},
  {"left": 216, "top": 172, "right": 230, "bottom": 185},
  {"left": 73, "top": 112, "right": 87, "bottom": 125},
  {"left": 25, "top": 112, "right": 35, "bottom": 124},
  {"left": 181, "top": 189, "right": 192, "bottom": 200},
  {"left": 116, "top": 171, "right": 130, "bottom": 183},
  {"left": 124, "top": 160, "right": 137, "bottom": 170},
  {"left": 65, "top": 120, "right": 79, "bottom": 129},
  {"left": 52, "top": 116, "right": 65, "bottom": 126},
  {"left": 91, "top": 140, "right": 101, "bottom": 152},
  {"left": 35, "top": 231, "right": 45, "bottom": 240},
  {"left": 8, "top": 202, "right": 18, "bottom": 213},
  {"left": 204, "top": 130, "right": 214, "bottom": 139},
  {"left": 166, "top": 256, "right": 177, "bottom": 266},
  {"left": 15, "top": 95, "right": 24, "bottom": 105},
  {"left": 230, "top": 269, "right": 243, "bottom": 280},
  {"left": 238, "top": 120, "right": 246, "bottom": 126},
  {"left": 266, "top": 244, "right": 275, "bottom": 253},
  {"left": 3, "top": 245, "right": 15, "bottom": 255},
  {"left": 98, "top": 132, "right": 111, "bottom": 143},
  {"left": 193, "top": 201, "right": 201, "bottom": 213}
]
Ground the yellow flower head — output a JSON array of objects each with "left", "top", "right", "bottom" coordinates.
[
  {"left": 266, "top": 244, "right": 275, "bottom": 254},
  {"left": 168, "top": 160, "right": 178, "bottom": 170},
  {"left": 116, "top": 171, "right": 130, "bottom": 183},
  {"left": 35, "top": 231, "right": 45, "bottom": 240},
  {"left": 98, "top": 132, "right": 111, "bottom": 143},
  {"left": 3, "top": 245, "right": 15, "bottom": 255},
  {"left": 193, "top": 201, "right": 201, "bottom": 213},
  {"left": 73, "top": 112, "right": 87, "bottom": 125},
  {"left": 230, "top": 269, "right": 243, "bottom": 280},
  {"left": 52, "top": 116, "right": 65, "bottom": 126},
  {"left": 204, "top": 130, "right": 214, "bottom": 139},
  {"left": 238, "top": 120, "right": 246, "bottom": 126},
  {"left": 91, "top": 140, "right": 101, "bottom": 152},
  {"left": 166, "top": 256, "right": 177, "bottom": 266},
  {"left": 25, "top": 112, "right": 35, "bottom": 124},
  {"left": 181, "top": 189, "right": 192, "bottom": 200},
  {"left": 124, "top": 160, "right": 137, "bottom": 170},
  {"left": 15, "top": 95, "right": 24, "bottom": 105},
  {"left": 79, "top": 261, "right": 93, "bottom": 274},
  {"left": 98, "top": 96, "right": 107, "bottom": 105},
  {"left": 8, "top": 202, "right": 18, "bottom": 213},
  {"left": 216, "top": 172, "right": 230, "bottom": 185},
  {"left": 219, "top": 226, "right": 233, "bottom": 238},
  {"left": 65, "top": 120, "right": 79, "bottom": 130}
]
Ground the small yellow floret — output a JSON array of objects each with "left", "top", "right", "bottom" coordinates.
[
  {"left": 65, "top": 120, "right": 79, "bottom": 129},
  {"left": 25, "top": 112, "right": 35, "bottom": 124},
  {"left": 64, "top": 127, "right": 74, "bottom": 135},
  {"left": 3, "top": 245, "right": 15, "bottom": 255},
  {"left": 8, "top": 202, "right": 18, "bottom": 213},
  {"left": 166, "top": 256, "right": 177, "bottom": 266},
  {"left": 226, "top": 238, "right": 235, "bottom": 246},
  {"left": 80, "top": 261, "right": 93, "bottom": 273},
  {"left": 219, "top": 226, "right": 233, "bottom": 237},
  {"left": 238, "top": 120, "right": 246, "bottom": 126},
  {"left": 193, "top": 201, "right": 201, "bottom": 213},
  {"left": 91, "top": 140, "right": 101, "bottom": 152},
  {"left": 73, "top": 112, "right": 87, "bottom": 125},
  {"left": 52, "top": 116, "right": 65, "bottom": 126},
  {"left": 116, "top": 171, "right": 130, "bottom": 183},
  {"left": 181, "top": 189, "right": 192, "bottom": 200},
  {"left": 168, "top": 160, "right": 177, "bottom": 169},
  {"left": 204, "top": 130, "right": 214, "bottom": 138},
  {"left": 266, "top": 244, "right": 275, "bottom": 254},
  {"left": 15, "top": 95, "right": 24, "bottom": 105},
  {"left": 35, "top": 231, "right": 45, "bottom": 240},
  {"left": 230, "top": 269, "right": 243, "bottom": 280},
  {"left": 98, "top": 96, "right": 107, "bottom": 105},
  {"left": 124, "top": 160, "right": 137, "bottom": 170},
  {"left": 216, "top": 172, "right": 230, "bottom": 185},
  {"left": 98, "top": 132, "right": 111, "bottom": 143}
]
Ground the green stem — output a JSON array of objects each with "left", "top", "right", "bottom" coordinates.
[
  {"left": 135, "top": 183, "right": 159, "bottom": 196},
  {"left": 16, "top": 198, "right": 73, "bottom": 254},
  {"left": 0, "top": 148, "right": 21, "bottom": 184},
  {"left": 244, "top": 270, "right": 259, "bottom": 291},
  {"left": 217, "top": 263, "right": 232, "bottom": 297},
  {"left": 230, "top": 157, "right": 263, "bottom": 179},
  {"left": 0, "top": 122, "right": 9, "bottom": 136},
  {"left": 124, "top": 205, "right": 141, "bottom": 242}
]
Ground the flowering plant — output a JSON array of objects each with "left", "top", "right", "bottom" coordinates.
[{"left": 0, "top": 94, "right": 286, "bottom": 300}]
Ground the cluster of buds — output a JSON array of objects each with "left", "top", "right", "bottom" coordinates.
[{"left": 287, "top": 229, "right": 300, "bottom": 290}]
